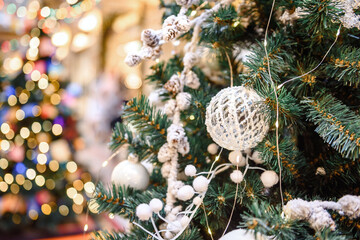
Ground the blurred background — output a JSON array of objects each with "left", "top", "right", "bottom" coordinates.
[{"left": 0, "top": 0, "right": 169, "bottom": 239}]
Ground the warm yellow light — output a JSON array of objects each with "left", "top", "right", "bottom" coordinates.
[
  {"left": 29, "top": 210, "right": 38, "bottom": 220},
  {"left": 16, "top": 109, "right": 25, "bottom": 121},
  {"left": 0, "top": 140, "right": 10, "bottom": 151},
  {"left": 39, "top": 142, "right": 49, "bottom": 153},
  {"left": 27, "top": 139, "right": 37, "bottom": 149},
  {"left": 72, "top": 33, "right": 90, "bottom": 51},
  {"left": 1, "top": 123, "right": 10, "bottom": 134},
  {"left": 26, "top": 168, "right": 36, "bottom": 180},
  {"left": 59, "top": 205, "right": 69, "bottom": 216},
  {"left": 31, "top": 122, "right": 41, "bottom": 133},
  {"left": 51, "top": 31, "right": 70, "bottom": 47},
  {"left": 19, "top": 92, "right": 29, "bottom": 104},
  {"left": 29, "top": 37, "right": 40, "bottom": 48},
  {"left": 20, "top": 127, "right": 30, "bottom": 138},
  {"left": 35, "top": 175, "right": 45, "bottom": 187},
  {"left": 67, "top": 187, "right": 77, "bottom": 199},
  {"left": 49, "top": 160, "right": 60, "bottom": 172},
  {"left": 26, "top": 80, "right": 35, "bottom": 91},
  {"left": 0, "top": 158, "right": 8, "bottom": 169},
  {"left": 5, "top": 129, "right": 15, "bottom": 140},
  {"left": 14, "top": 135, "right": 24, "bottom": 146},
  {"left": 78, "top": 13, "right": 98, "bottom": 32},
  {"left": 84, "top": 181, "right": 95, "bottom": 194},
  {"left": 31, "top": 70, "right": 41, "bottom": 81},
  {"left": 72, "top": 204, "right": 83, "bottom": 214},
  {"left": 43, "top": 121, "right": 52, "bottom": 132},
  {"left": 17, "top": 6, "right": 27, "bottom": 18},
  {"left": 73, "top": 193, "right": 84, "bottom": 205},
  {"left": 124, "top": 73, "right": 142, "bottom": 89},
  {"left": 4, "top": 173, "right": 14, "bottom": 184},
  {"left": 52, "top": 124, "right": 63, "bottom": 136},
  {"left": 73, "top": 179, "right": 84, "bottom": 191},
  {"left": 23, "top": 180, "right": 33, "bottom": 190},
  {"left": 8, "top": 95, "right": 17, "bottom": 106},
  {"left": 88, "top": 199, "right": 99, "bottom": 213},
  {"left": 0, "top": 182, "right": 8, "bottom": 192},
  {"left": 66, "top": 161, "right": 77, "bottom": 173},
  {"left": 38, "top": 78, "right": 49, "bottom": 89},
  {"left": 27, "top": 48, "right": 39, "bottom": 60},
  {"left": 36, "top": 164, "right": 46, "bottom": 173},
  {"left": 37, "top": 153, "right": 47, "bottom": 164},
  {"left": 45, "top": 179, "right": 55, "bottom": 190},
  {"left": 40, "top": 7, "right": 50, "bottom": 17},
  {"left": 50, "top": 94, "right": 61, "bottom": 105},
  {"left": 32, "top": 105, "right": 41, "bottom": 117},
  {"left": 23, "top": 62, "right": 33, "bottom": 74},
  {"left": 16, "top": 175, "right": 25, "bottom": 185},
  {"left": 41, "top": 204, "right": 51, "bottom": 215},
  {"left": 10, "top": 183, "right": 20, "bottom": 194},
  {"left": 9, "top": 56, "right": 23, "bottom": 71},
  {"left": 67, "top": 0, "right": 78, "bottom": 4}
]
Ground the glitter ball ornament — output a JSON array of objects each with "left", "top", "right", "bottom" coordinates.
[
  {"left": 111, "top": 155, "right": 150, "bottom": 191},
  {"left": 205, "top": 86, "right": 269, "bottom": 151}
]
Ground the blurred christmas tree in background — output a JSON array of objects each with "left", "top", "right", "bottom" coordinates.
[
  {"left": 0, "top": 0, "right": 97, "bottom": 237},
  {"left": 91, "top": 0, "right": 360, "bottom": 239}
]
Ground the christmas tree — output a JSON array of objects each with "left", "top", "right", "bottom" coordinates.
[
  {"left": 0, "top": 1, "right": 95, "bottom": 236},
  {"left": 92, "top": 0, "right": 360, "bottom": 239}
]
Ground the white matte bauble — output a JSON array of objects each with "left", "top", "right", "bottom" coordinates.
[
  {"left": 136, "top": 203, "right": 152, "bottom": 221},
  {"left": 149, "top": 198, "right": 163, "bottom": 213},
  {"left": 180, "top": 215, "right": 190, "bottom": 226},
  {"left": 111, "top": 160, "right": 150, "bottom": 191},
  {"left": 193, "top": 176, "right": 209, "bottom": 192},
  {"left": 260, "top": 170, "right": 279, "bottom": 188},
  {"left": 177, "top": 185, "right": 195, "bottom": 201},
  {"left": 184, "top": 164, "right": 197, "bottom": 177},
  {"left": 205, "top": 86, "right": 269, "bottom": 151},
  {"left": 219, "top": 229, "right": 268, "bottom": 240},
  {"left": 228, "top": 151, "right": 246, "bottom": 167},
  {"left": 230, "top": 170, "right": 244, "bottom": 183},
  {"left": 207, "top": 143, "right": 219, "bottom": 155},
  {"left": 193, "top": 196, "right": 202, "bottom": 206}
]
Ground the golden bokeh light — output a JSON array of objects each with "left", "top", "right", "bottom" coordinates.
[
  {"left": 49, "top": 160, "right": 60, "bottom": 172},
  {"left": 66, "top": 161, "right": 77, "bottom": 173},
  {"left": 35, "top": 175, "right": 45, "bottom": 187}
]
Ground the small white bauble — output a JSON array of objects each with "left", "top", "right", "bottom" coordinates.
[
  {"left": 177, "top": 185, "right": 195, "bottom": 201},
  {"left": 164, "top": 231, "right": 174, "bottom": 239},
  {"left": 219, "top": 229, "right": 268, "bottom": 240},
  {"left": 111, "top": 160, "right": 150, "bottom": 191},
  {"left": 230, "top": 170, "right": 244, "bottom": 183},
  {"left": 205, "top": 86, "right": 269, "bottom": 151},
  {"left": 228, "top": 151, "right": 246, "bottom": 167},
  {"left": 136, "top": 203, "right": 152, "bottom": 221},
  {"left": 193, "top": 196, "right": 202, "bottom": 206},
  {"left": 193, "top": 176, "right": 209, "bottom": 192},
  {"left": 149, "top": 198, "right": 163, "bottom": 213},
  {"left": 251, "top": 151, "right": 264, "bottom": 164},
  {"left": 180, "top": 215, "right": 190, "bottom": 227},
  {"left": 207, "top": 143, "right": 219, "bottom": 155},
  {"left": 184, "top": 165, "right": 197, "bottom": 177},
  {"left": 260, "top": 170, "right": 279, "bottom": 188}
]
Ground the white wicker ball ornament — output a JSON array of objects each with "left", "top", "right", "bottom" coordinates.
[{"left": 205, "top": 86, "right": 269, "bottom": 151}]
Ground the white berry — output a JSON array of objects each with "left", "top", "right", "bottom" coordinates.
[
  {"left": 193, "top": 176, "right": 209, "bottom": 192},
  {"left": 180, "top": 215, "right": 190, "bottom": 227},
  {"left": 184, "top": 165, "right": 197, "bottom": 177},
  {"left": 177, "top": 185, "right": 195, "bottom": 201},
  {"left": 193, "top": 196, "right": 202, "bottom": 206},
  {"left": 230, "top": 170, "right": 243, "bottom": 183},
  {"left": 207, "top": 143, "right": 219, "bottom": 155},
  {"left": 228, "top": 151, "right": 246, "bottom": 167},
  {"left": 260, "top": 170, "right": 279, "bottom": 188},
  {"left": 136, "top": 203, "right": 152, "bottom": 221},
  {"left": 251, "top": 151, "right": 264, "bottom": 164},
  {"left": 149, "top": 198, "right": 163, "bottom": 213}
]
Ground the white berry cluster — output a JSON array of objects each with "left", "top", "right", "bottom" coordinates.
[{"left": 284, "top": 195, "right": 360, "bottom": 231}]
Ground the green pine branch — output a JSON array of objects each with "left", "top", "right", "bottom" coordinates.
[
  {"left": 302, "top": 92, "right": 360, "bottom": 160},
  {"left": 326, "top": 46, "right": 360, "bottom": 87}
]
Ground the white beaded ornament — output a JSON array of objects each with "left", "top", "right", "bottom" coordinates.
[{"left": 205, "top": 86, "right": 269, "bottom": 151}]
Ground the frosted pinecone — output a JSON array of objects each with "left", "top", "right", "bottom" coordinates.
[
  {"left": 158, "top": 143, "right": 177, "bottom": 163},
  {"left": 176, "top": 92, "right": 191, "bottom": 110},
  {"left": 338, "top": 195, "right": 360, "bottom": 219},
  {"left": 164, "top": 75, "right": 181, "bottom": 94},
  {"left": 183, "top": 52, "right": 198, "bottom": 69},
  {"left": 141, "top": 29, "right": 160, "bottom": 47},
  {"left": 125, "top": 53, "right": 142, "bottom": 67},
  {"left": 184, "top": 70, "right": 200, "bottom": 89},
  {"left": 164, "top": 99, "right": 177, "bottom": 116},
  {"left": 163, "top": 26, "right": 179, "bottom": 41},
  {"left": 163, "top": 15, "right": 177, "bottom": 28},
  {"left": 174, "top": 16, "right": 191, "bottom": 32}
]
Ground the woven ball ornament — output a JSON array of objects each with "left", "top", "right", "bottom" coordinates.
[{"left": 205, "top": 86, "right": 269, "bottom": 151}]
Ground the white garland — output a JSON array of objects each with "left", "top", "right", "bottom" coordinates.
[{"left": 284, "top": 195, "right": 360, "bottom": 231}]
